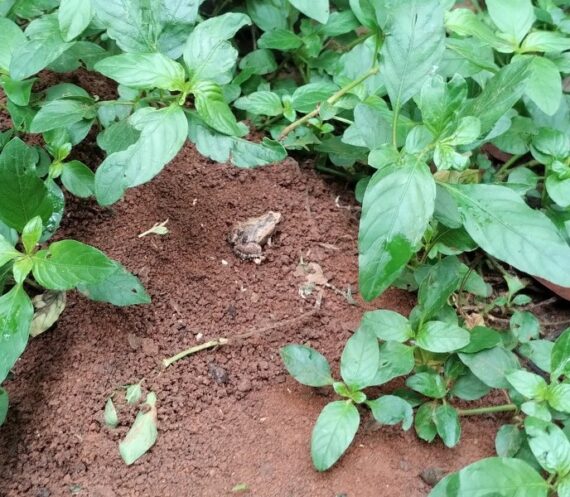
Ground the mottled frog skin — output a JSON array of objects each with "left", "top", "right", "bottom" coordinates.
[{"left": 228, "top": 211, "right": 282, "bottom": 263}]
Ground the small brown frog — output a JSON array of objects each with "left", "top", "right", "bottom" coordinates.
[{"left": 228, "top": 211, "right": 282, "bottom": 263}]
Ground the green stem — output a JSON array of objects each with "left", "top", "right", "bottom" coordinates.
[
  {"left": 457, "top": 404, "right": 517, "bottom": 416},
  {"left": 162, "top": 338, "right": 229, "bottom": 368},
  {"left": 495, "top": 154, "right": 523, "bottom": 179},
  {"left": 278, "top": 65, "right": 380, "bottom": 141},
  {"left": 392, "top": 106, "right": 400, "bottom": 147}
]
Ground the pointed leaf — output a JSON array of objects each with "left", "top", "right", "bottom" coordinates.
[
  {"left": 119, "top": 392, "right": 158, "bottom": 465},
  {"left": 340, "top": 326, "right": 379, "bottom": 390},
  {"left": 280, "top": 345, "right": 333, "bottom": 387}
]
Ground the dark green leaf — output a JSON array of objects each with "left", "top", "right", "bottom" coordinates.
[
  {"left": 30, "top": 99, "right": 93, "bottom": 134},
  {"left": 61, "top": 160, "right": 95, "bottom": 198},
  {"left": 359, "top": 309, "right": 412, "bottom": 342},
  {"left": 415, "top": 402, "right": 438, "bottom": 442},
  {"left": 416, "top": 321, "right": 470, "bottom": 353},
  {"left": 552, "top": 328, "right": 570, "bottom": 379},
  {"left": 258, "top": 29, "right": 303, "bottom": 50},
  {"left": 0, "top": 388, "right": 8, "bottom": 426},
  {"left": 417, "top": 256, "right": 462, "bottom": 320},
  {"left": 460, "top": 327, "right": 502, "bottom": 354},
  {"left": 373, "top": 341, "right": 415, "bottom": 385},
  {"left": 434, "top": 404, "right": 461, "bottom": 448},
  {"left": 406, "top": 372, "right": 447, "bottom": 399},
  {"left": 340, "top": 326, "right": 379, "bottom": 390},
  {"left": 450, "top": 371, "right": 491, "bottom": 401},
  {"left": 367, "top": 395, "right": 413, "bottom": 430},
  {"left": 459, "top": 347, "right": 520, "bottom": 389},
  {"left": 496, "top": 424, "right": 525, "bottom": 457}
]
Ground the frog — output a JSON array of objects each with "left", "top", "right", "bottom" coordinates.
[{"left": 227, "top": 211, "right": 282, "bottom": 263}]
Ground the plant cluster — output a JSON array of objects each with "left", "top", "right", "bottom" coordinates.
[{"left": 0, "top": 0, "right": 569, "bottom": 491}]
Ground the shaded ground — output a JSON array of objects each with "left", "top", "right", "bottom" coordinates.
[{"left": 0, "top": 146, "right": 502, "bottom": 497}]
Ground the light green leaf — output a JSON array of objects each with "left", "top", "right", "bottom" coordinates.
[
  {"left": 372, "top": 341, "right": 415, "bottom": 386},
  {"left": 311, "top": 401, "right": 359, "bottom": 471},
  {"left": 104, "top": 398, "right": 119, "bottom": 428},
  {"left": 10, "top": 16, "right": 73, "bottom": 81},
  {"left": 0, "top": 235, "right": 20, "bottom": 267},
  {"left": 429, "top": 457, "right": 548, "bottom": 497},
  {"left": 445, "top": 9, "right": 513, "bottom": 53},
  {"left": 406, "top": 372, "right": 447, "bottom": 399},
  {"left": 523, "top": 56, "right": 562, "bottom": 116},
  {"left": 446, "top": 183, "right": 570, "bottom": 288},
  {"left": 415, "top": 402, "right": 437, "bottom": 442},
  {"left": 519, "top": 340, "right": 553, "bottom": 374},
  {"left": 288, "top": 0, "right": 329, "bottom": 23},
  {"left": 1, "top": 76, "right": 35, "bottom": 107},
  {"left": 246, "top": 0, "right": 289, "bottom": 31},
  {"left": 450, "top": 371, "right": 491, "bottom": 401},
  {"left": 340, "top": 326, "right": 379, "bottom": 390},
  {"left": 546, "top": 176, "right": 570, "bottom": 208},
  {"left": 234, "top": 91, "right": 284, "bottom": 117},
  {"left": 184, "top": 13, "right": 251, "bottom": 85},
  {"left": 32, "top": 240, "right": 117, "bottom": 290},
  {"left": 0, "top": 285, "right": 33, "bottom": 383},
  {"left": 359, "top": 156, "right": 436, "bottom": 300},
  {"left": 58, "top": 0, "right": 93, "bottom": 41},
  {"left": 381, "top": 0, "right": 445, "bottom": 111},
  {"left": 560, "top": 476, "right": 570, "bottom": 497},
  {"left": 510, "top": 311, "right": 540, "bottom": 343},
  {"left": 77, "top": 262, "right": 150, "bottom": 307},
  {"left": 291, "top": 82, "right": 338, "bottom": 114},
  {"left": 547, "top": 383, "right": 570, "bottom": 413},
  {"left": 434, "top": 404, "right": 461, "bottom": 448},
  {"left": 496, "top": 424, "right": 525, "bottom": 457},
  {"left": 280, "top": 344, "right": 333, "bottom": 387},
  {"left": 0, "top": 388, "right": 8, "bottom": 426},
  {"left": 193, "top": 81, "right": 245, "bottom": 136},
  {"left": 486, "top": 0, "right": 535, "bottom": 45},
  {"left": 119, "top": 392, "right": 158, "bottom": 465},
  {"left": 525, "top": 417, "right": 570, "bottom": 476},
  {"left": 126, "top": 384, "right": 142, "bottom": 405},
  {"left": 522, "top": 31, "right": 570, "bottom": 53},
  {"left": 462, "top": 58, "right": 531, "bottom": 134},
  {"left": 0, "top": 138, "right": 54, "bottom": 231},
  {"left": 367, "top": 395, "right": 413, "bottom": 430},
  {"left": 95, "top": 53, "right": 186, "bottom": 91},
  {"left": 30, "top": 99, "right": 93, "bottom": 133},
  {"left": 507, "top": 370, "right": 547, "bottom": 399},
  {"left": 95, "top": 106, "right": 188, "bottom": 205},
  {"left": 359, "top": 309, "right": 412, "bottom": 343},
  {"left": 21, "top": 217, "right": 43, "bottom": 254},
  {"left": 416, "top": 321, "right": 470, "bottom": 353},
  {"left": 459, "top": 347, "right": 520, "bottom": 389},
  {"left": 0, "top": 18, "right": 26, "bottom": 73}
]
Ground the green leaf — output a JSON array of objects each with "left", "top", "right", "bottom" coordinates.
[
  {"left": 0, "top": 138, "right": 54, "bottom": 231},
  {"left": 95, "top": 53, "right": 186, "bottom": 91},
  {"left": 32, "top": 240, "right": 117, "bottom": 290},
  {"left": 460, "top": 326, "right": 501, "bottom": 354},
  {"left": 0, "top": 18, "right": 26, "bottom": 73},
  {"left": 1, "top": 76, "right": 35, "bottom": 107},
  {"left": 288, "top": 0, "right": 329, "bottom": 24},
  {"left": 340, "top": 326, "right": 379, "bottom": 390},
  {"left": 415, "top": 402, "right": 438, "bottom": 442},
  {"left": 434, "top": 404, "right": 460, "bottom": 448},
  {"left": 258, "top": 29, "right": 303, "bottom": 51},
  {"left": 184, "top": 13, "right": 251, "bottom": 85},
  {"left": 522, "top": 31, "right": 570, "bottom": 53},
  {"left": 552, "top": 328, "right": 570, "bottom": 379},
  {"left": 193, "top": 81, "right": 246, "bottom": 137},
  {"left": 496, "top": 424, "right": 525, "bottom": 457},
  {"left": 21, "top": 217, "right": 43, "bottom": 254},
  {"left": 367, "top": 395, "right": 413, "bottom": 430},
  {"left": 187, "top": 113, "right": 286, "bottom": 168},
  {"left": 0, "top": 388, "right": 8, "bottom": 426},
  {"left": 359, "top": 156, "right": 436, "bottom": 300},
  {"left": 523, "top": 56, "right": 562, "bottom": 117},
  {"left": 429, "top": 457, "right": 548, "bottom": 497},
  {"left": 459, "top": 347, "right": 520, "bottom": 389},
  {"left": 406, "top": 372, "right": 447, "bottom": 399},
  {"left": 61, "top": 160, "right": 95, "bottom": 198},
  {"left": 547, "top": 383, "right": 570, "bottom": 414},
  {"left": 525, "top": 417, "right": 570, "bottom": 476},
  {"left": 373, "top": 341, "right": 415, "bottom": 385},
  {"left": 445, "top": 9, "right": 513, "bottom": 53},
  {"left": 119, "top": 392, "right": 158, "bottom": 465},
  {"left": 447, "top": 183, "right": 570, "bottom": 288},
  {"left": 0, "top": 285, "right": 33, "bottom": 383},
  {"left": 280, "top": 344, "right": 333, "bottom": 387},
  {"left": 417, "top": 256, "right": 462, "bottom": 320},
  {"left": 58, "top": 0, "right": 93, "bottom": 41},
  {"left": 9, "top": 16, "right": 73, "bottom": 81},
  {"left": 246, "top": 0, "right": 289, "bottom": 31},
  {"left": 507, "top": 370, "right": 547, "bottom": 399},
  {"left": 462, "top": 58, "right": 531, "bottom": 134},
  {"left": 291, "top": 82, "right": 338, "bottom": 114},
  {"left": 359, "top": 309, "right": 412, "bottom": 342},
  {"left": 450, "top": 371, "right": 491, "bottom": 401},
  {"left": 519, "top": 340, "right": 553, "bottom": 374},
  {"left": 559, "top": 476, "right": 570, "bottom": 497},
  {"left": 95, "top": 106, "right": 188, "bottom": 205},
  {"left": 522, "top": 401, "right": 552, "bottom": 422},
  {"left": 416, "top": 321, "right": 470, "bottom": 354},
  {"left": 546, "top": 176, "right": 570, "bottom": 209},
  {"left": 30, "top": 99, "right": 93, "bottom": 134},
  {"left": 103, "top": 398, "right": 119, "bottom": 428},
  {"left": 381, "top": 0, "right": 445, "bottom": 111},
  {"left": 77, "top": 262, "right": 150, "bottom": 307},
  {"left": 311, "top": 401, "right": 359, "bottom": 471},
  {"left": 486, "top": 0, "right": 535, "bottom": 45},
  {"left": 234, "top": 91, "right": 284, "bottom": 117}
]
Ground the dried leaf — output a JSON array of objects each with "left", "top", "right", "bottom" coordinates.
[{"left": 30, "top": 291, "right": 66, "bottom": 337}]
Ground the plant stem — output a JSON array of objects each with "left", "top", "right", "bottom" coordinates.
[
  {"left": 495, "top": 154, "right": 523, "bottom": 179},
  {"left": 162, "top": 338, "right": 229, "bottom": 368},
  {"left": 457, "top": 404, "right": 517, "bottom": 416},
  {"left": 278, "top": 66, "right": 380, "bottom": 141}
]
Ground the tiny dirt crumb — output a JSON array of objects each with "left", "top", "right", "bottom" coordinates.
[{"left": 420, "top": 467, "right": 447, "bottom": 487}]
